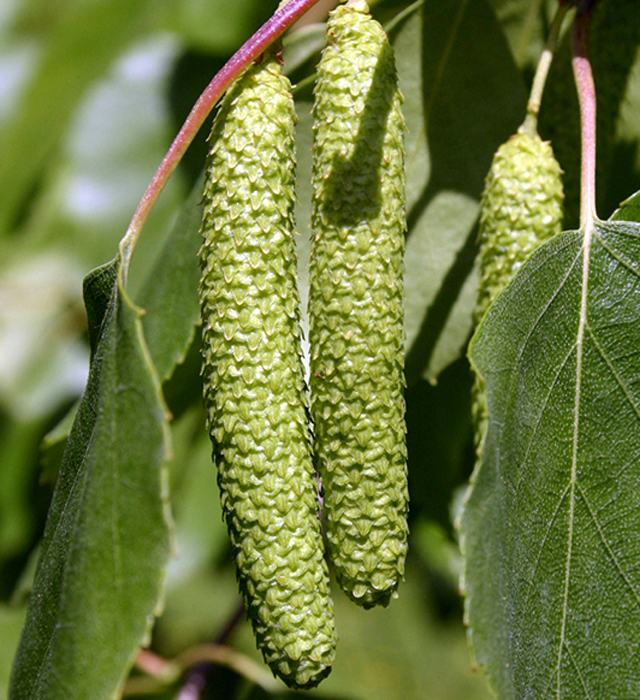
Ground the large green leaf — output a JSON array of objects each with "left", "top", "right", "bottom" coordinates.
[
  {"left": 9, "top": 255, "right": 172, "bottom": 700},
  {"left": 461, "top": 219, "right": 640, "bottom": 697}
]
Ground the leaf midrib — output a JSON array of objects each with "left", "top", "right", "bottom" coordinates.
[{"left": 556, "top": 222, "right": 593, "bottom": 698}]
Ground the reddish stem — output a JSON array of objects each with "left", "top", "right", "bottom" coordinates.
[
  {"left": 572, "top": 3, "right": 598, "bottom": 230},
  {"left": 134, "top": 649, "right": 175, "bottom": 679},
  {"left": 178, "top": 602, "right": 246, "bottom": 699},
  {"left": 120, "top": 0, "right": 324, "bottom": 273}
]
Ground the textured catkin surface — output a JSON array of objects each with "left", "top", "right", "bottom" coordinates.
[
  {"left": 198, "top": 56, "right": 336, "bottom": 689},
  {"left": 309, "top": 0, "right": 409, "bottom": 609},
  {"left": 472, "top": 128, "right": 564, "bottom": 447}
]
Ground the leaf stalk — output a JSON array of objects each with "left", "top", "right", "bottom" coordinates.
[
  {"left": 572, "top": 3, "right": 598, "bottom": 231},
  {"left": 119, "top": 0, "right": 324, "bottom": 278}
]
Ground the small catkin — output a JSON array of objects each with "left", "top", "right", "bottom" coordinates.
[
  {"left": 309, "top": 0, "right": 409, "bottom": 609},
  {"left": 198, "top": 55, "right": 336, "bottom": 689},
  {"left": 472, "top": 128, "right": 564, "bottom": 447}
]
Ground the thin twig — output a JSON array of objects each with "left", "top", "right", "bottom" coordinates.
[
  {"left": 521, "top": 2, "right": 570, "bottom": 135},
  {"left": 175, "top": 645, "right": 279, "bottom": 697},
  {"left": 174, "top": 601, "right": 247, "bottom": 700},
  {"left": 119, "top": 0, "right": 325, "bottom": 278},
  {"left": 125, "top": 640, "right": 278, "bottom": 699},
  {"left": 135, "top": 649, "right": 180, "bottom": 680},
  {"left": 214, "top": 601, "right": 246, "bottom": 646}
]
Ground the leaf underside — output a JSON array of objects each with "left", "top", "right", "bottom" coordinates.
[
  {"left": 462, "top": 219, "right": 640, "bottom": 699},
  {"left": 9, "top": 257, "right": 172, "bottom": 700}
]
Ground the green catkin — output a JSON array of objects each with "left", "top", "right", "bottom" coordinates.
[
  {"left": 309, "top": 0, "right": 409, "bottom": 609},
  {"left": 472, "top": 125, "right": 564, "bottom": 448},
  {"left": 474, "top": 128, "right": 564, "bottom": 322},
  {"left": 198, "top": 55, "right": 336, "bottom": 689}
]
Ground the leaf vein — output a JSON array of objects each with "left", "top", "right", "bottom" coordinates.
[
  {"left": 577, "top": 484, "right": 640, "bottom": 609},
  {"left": 501, "top": 245, "right": 582, "bottom": 407},
  {"left": 520, "top": 482, "right": 571, "bottom": 617},
  {"left": 515, "top": 341, "right": 577, "bottom": 493},
  {"left": 586, "top": 324, "right": 640, "bottom": 423},
  {"left": 542, "top": 655, "right": 562, "bottom": 700},
  {"left": 557, "top": 232, "right": 592, "bottom": 697},
  {"left": 596, "top": 235, "right": 640, "bottom": 280},
  {"left": 563, "top": 639, "right": 593, "bottom": 699}
]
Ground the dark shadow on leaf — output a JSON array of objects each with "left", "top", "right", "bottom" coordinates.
[
  {"left": 406, "top": 358, "right": 474, "bottom": 533},
  {"left": 602, "top": 140, "right": 640, "bottom": 222},
  {"left": 404, "top": 216, "right": 479, "bottom": 386},
  {"left": 392, "top": 1, "right": 524, "bottom": 381}
]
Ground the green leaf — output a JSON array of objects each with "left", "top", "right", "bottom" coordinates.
[
  {"left": 0, "top": 418, "right": 46, "bottom": 561},
  {"left": 136, "top": 178, "right": 203, "bottom": 383},
  {"left": 406, "top": 359, "right": 474, "bottom": 534},
  {"left": 392, "top": 0, "right": 526, "bottom": 383},
  {"left": 282, "top": 23, "right": 326, "bottom": 76},
  {"left": 163, "top": 0, "right": 277, "bottom": 53},
  {"left": 40, "top": 401, "right": 80, "bottom": 485},
  {"left": 164, "top": 407, "right": 227, "bottom": 587},
  {"left": 601, "top": 46, "right": 640, "bottom": 219},
  {"left": 486, "top": 0, "right": 547, "bottom": 68},
  {"left": 461, "top": 219, "right": 640, "bottom": 698},
  {"left": 83, "top": 259, "right": 119, "bottom": 357},
  {"left": 611, "top": 189, "right": 640, "bottom": 223},
  {"left": 152, "top": 409, "right": 236, "bottom": 655},
  {"left": 9, "top": 256, "right": 172, "bottom": 700}
]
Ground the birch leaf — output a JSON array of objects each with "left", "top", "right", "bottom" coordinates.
[{"left": 461, "top": 219, "right": 640, "bottom": 698}]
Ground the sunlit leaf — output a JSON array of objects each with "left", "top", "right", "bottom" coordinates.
[
  {"left": 9, "top": 256, "right": 172, "bottom": 700},
  {"left": 461, "top": 219, "right": 640, "bottom": 698}
]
